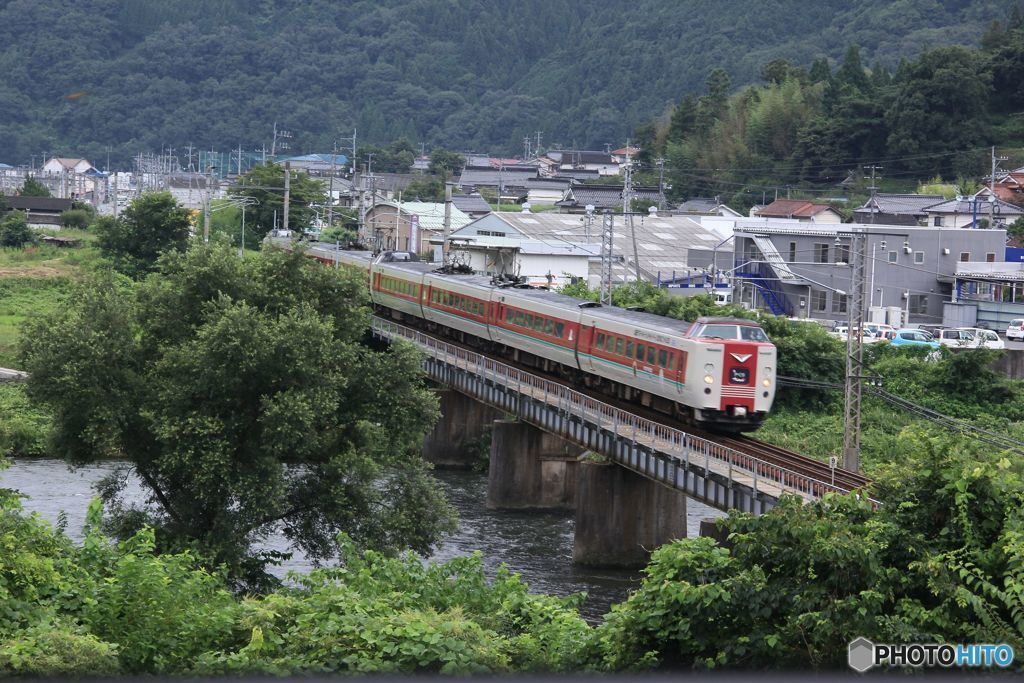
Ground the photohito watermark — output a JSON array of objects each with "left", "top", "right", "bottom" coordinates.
[{"left": 848, "top": 637, "right": 1015, "bottom": 672}]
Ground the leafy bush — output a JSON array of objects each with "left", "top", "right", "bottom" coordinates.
[
  {"left": 60, "top": 209, "right": 92, "bottom": 230},
  {"left": 0, "top": 212, "right": 34, "bottom": 248},
  {"left": 0, "top": 624, "right": 120, "bottom": 677},
  {"left": 0, "top": 384, "right": 51, "bottom": 457}
]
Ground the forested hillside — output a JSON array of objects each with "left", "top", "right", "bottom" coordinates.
[{"left": 0, "top": 0, "right": 1009, "bottom": 165}]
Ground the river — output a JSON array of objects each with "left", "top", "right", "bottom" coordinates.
[{"left": 0, "top": 458, "right": 722, "bottom": 621}]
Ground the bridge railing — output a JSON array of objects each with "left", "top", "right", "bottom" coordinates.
[{"left": 372, "top": 317, "right": 862, "bottom": 504}]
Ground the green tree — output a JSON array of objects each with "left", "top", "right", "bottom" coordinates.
[
  {"left": 93, "top": 191, "right": 192, "bottom": 277},
  {"left": 0, "top": 211, "right": 34, "bottom": 248},
  {"left": 19, "top": 243, "right": 455, "bottom": 588},
  {"left": 19, "top": 178, "right": 51, "bottom": 197},
  {"left": 403, "top": 176, "right": 444, "bottom": 201},
  {"left": 230, "top": 163, "right": 326, "bottom": 240},
  {"left": 427, "top": 149, "right": 465, "bottom": 179},
  {"left": 1008, "top": 215, "right": 1024, "bottom": 242}
]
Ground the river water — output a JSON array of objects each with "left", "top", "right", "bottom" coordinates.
[{"left": 0, "top": 459, "right": 722, "bottom": 621}]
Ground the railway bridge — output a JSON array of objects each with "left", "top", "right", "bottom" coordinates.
[{"left": 372, "top": 317, "right": 872, "bottom": 567}]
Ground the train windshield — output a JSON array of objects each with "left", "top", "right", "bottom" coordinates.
[{"left": 694, "top": 323, "right": 769, "bottom": 342}]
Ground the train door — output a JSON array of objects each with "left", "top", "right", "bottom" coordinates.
[{"left": 577, "top": 317, "right": 598, "bottom": 373}]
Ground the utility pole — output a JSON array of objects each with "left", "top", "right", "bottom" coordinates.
[
  {"left": 237, "top": 143, "right": 243, "bottom": 176},
  {"left": 655, "top": 157, "right": 666, "bottom": 210},
  {"left": 622, "top": 143, "right": 641, "bottom": 283},
  {"left": 599, "top": 211, "right": 615, "bottom": 305},
  {"left": 442, "top": 182, "right": 453, "bottom": 265},
  {"left": 282, "top": 161, "right": 291, "bottom": 233},
  {"left": 328, "top": 140, "right": 337, "bottom": 229},
  {"left": 864, "top": 164, "right": 882, "bottom": 224},
  {"left": 271, "top": 122, "right": 291, "bottom": 158},
  {"left": 842, "top": 229, "right": 868, "bottom": 472},
  {"left": 203, "top": 163, "right": 214, "bottom": 243},
  {"left": 991, "top": 146, "right": 1009, "bottom": 227}
]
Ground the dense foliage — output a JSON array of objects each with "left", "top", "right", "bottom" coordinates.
[
  {"left": 18, "top": 242, "right": 456, "bottom": 588},
  {"left": 2, "top": 429, "right": 1022, "bottom": 673},
  {"left": 93, "top": 191, "right": 192, "bottom": 277},
  {"left": 595, "top": 431, "right": 1024, "bottom": 670},
  {"left": 0, "top": 488, "right": 589, "bottom": 676},
  {"left": 636, "top": 13, "right": 1024, "bottom": 208},
  {"left": 0, "top": 1, "right": 1008, "bottom": 163}
]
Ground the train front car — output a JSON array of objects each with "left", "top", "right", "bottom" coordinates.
[{"left": 685, "top": 316, "right": 776, "bottom": 432}]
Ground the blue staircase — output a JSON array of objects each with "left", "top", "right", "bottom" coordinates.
[{"left": 734, "top": 260, "right": 794, "bottom": 317}]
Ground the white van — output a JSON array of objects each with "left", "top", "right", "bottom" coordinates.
[{"left": 959, "top": 328, "right": 1005, "bottom": 349}]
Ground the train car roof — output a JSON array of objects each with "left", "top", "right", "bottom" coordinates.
[{"left": 584, "top": 303, "right": 694, "bottom": 336}]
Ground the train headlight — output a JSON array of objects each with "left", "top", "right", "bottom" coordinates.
[
  {"left": 704, "top": 363, "right": 715, "bottom": 373},
  {"left": 762, "top": 378, "right": 771, "bottom": 387},
  {"left": 704, "top": 374, "right": 715, "bottom": 384}
]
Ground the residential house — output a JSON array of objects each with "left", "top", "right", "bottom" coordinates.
[
  {"left": 609, "top": 146, "right": 640, "bottom": 165},
  {"left": 555, "top": 184, "right": 665, "bottom": 213},
  {"left": 522, "top": 176, "right": 574, "bottom": 205},
  {"left": 4, "top": 196, "right": 74, "bottom": 227},
  {"left": 924, "top": 193, "right": 1024, "bottom": 229},
  {"left": 852, "top": 194, "right": 944, "bottom": 226},
  {"left": 990, "top": 166, "right": 1024, "bottom": 202},
  {"left": 39, "top": 157, "right": 106, "bottom": 202},
  {"left": 546, "top": 150, "right": 620, "bottom": 176},
  {"left": 364, "top": 200, "right": 471, "bottom": 254},
  {"left": 451, "top": 193, "right": 493, "bottom": 218},
  {"left": 457, "top": 165, "right": 539, "bottom": 194},
  {"left": 753, "top": 199, "right": 843, "bottom": 224},
  {"left": 731, "top": 221, "right": 1008, "bottom": 324},
  {"left": 352, "top": 172, "right": 419, "bottom": 201},
  {"left": 677, "top": 197, "right": 742, "bottom": 218}
]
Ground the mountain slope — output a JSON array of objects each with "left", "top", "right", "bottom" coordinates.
[{"left": 0, "top": 0, "right": 1006, "bottom": 163}]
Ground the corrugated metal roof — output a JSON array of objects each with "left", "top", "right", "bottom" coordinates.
[{"left": 854, "top": 193, "right": 944, "bottom": 216}]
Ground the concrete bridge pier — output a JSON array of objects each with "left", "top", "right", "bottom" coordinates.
[
  {"left": 486, "top": 418, "right": 581, "bottom": 511},
  {"left": 422, "top": 389, "right": 502, "bottom": 468},
  {"left": 573, "top": 460, "right": 687, "bottom": 568}
]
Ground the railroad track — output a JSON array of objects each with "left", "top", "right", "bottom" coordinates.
[{"left": 376, "top": 316, "right": 873, "bottom": 495}]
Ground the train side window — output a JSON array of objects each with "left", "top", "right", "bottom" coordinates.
[
  {"left": 625, "top": 341, "right": 634, "bottom": 357},
  {"left": 525, "top": 314, "right": 534, "bottom": 328},
  {"left": 659, "top": 350, "right": 669, "bottom": 367},
  {"left": 647, "top": 347, "right": 657, "bottom": 364},
  {"left": 544, "top": 319, "right": 554, "bottom": 335},
  {"left": 534, "top": 316, "right": 544, "bottom": 331},
  {"left": 506, "top": 310, "right": 514, "bottom": 323},
  {"left": 555, "top": 322, "right": 565, "bottom": 338},
  {"left": 596, "top": 333, "right": 605, "bottom": 348},
  {"left": 615, "top": 338, "right": 624, "bottom": 355},
  {"left": 515, "top": 311, "right": 524, "bottom": 326},
  {"left": 636, "top": 344, "right": 645, "bottom": 360}
]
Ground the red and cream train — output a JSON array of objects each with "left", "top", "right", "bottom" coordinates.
[{"left": 301, "top": 243, "right": 777, "bottom": 432}]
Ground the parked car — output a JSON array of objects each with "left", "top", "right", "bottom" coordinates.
[
  {"left": 889, "top": 328, "right": 941, "bottom": 349},
  {"left": 936, "top": 328, "right": 976, "bottom": 348},
  {"left": 958, "top": 327, "right": 1005, "bottom": 349},
  {"left": 1008, "top": 319, "right": 1024, "bottom": 341},
  {"left": 864, "top": 323, "right": 896, "bottom": 339}
]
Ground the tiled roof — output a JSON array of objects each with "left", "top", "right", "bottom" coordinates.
[
  {"left": 755, "top": 199, "right": 836, "bottom": 218},
  {"left": 854, "top": 193, "right": 944, "bottom": 216},
  {"left": 558, "top": 184, "right": 664, "bottom": 209},
  {"left": 451, "top": 193, "right": 492, "bottom": 214},
  {"left": 923, "top": 196, "right": 1024, "bottom": 215}
]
